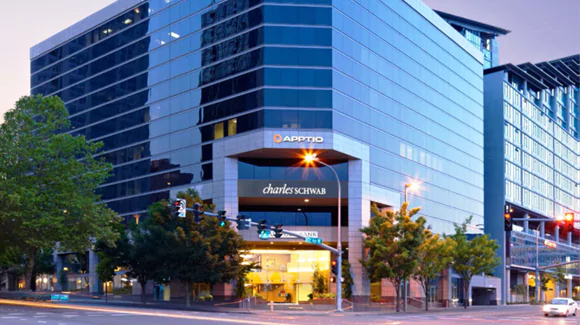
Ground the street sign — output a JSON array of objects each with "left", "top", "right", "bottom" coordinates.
[
  {"left": 259, "top": 230, "right": 271, "bottom": 240},
  {"left": 176, "top": 199, "right": 186, "bottom": 218},
  {"left": 305, "top": 237, "right": 322, "bottom": 244},
  {"left": 50, "top": 294, "right": 69, "bottom": 301}
]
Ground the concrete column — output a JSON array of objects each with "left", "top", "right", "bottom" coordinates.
[
  {"left": 568, "top": 278, "right": 573, "bottom": 298},
  {"left": 523, "top": 214, "right": 529, "bottom": 233},
  {"left": 505, "top": 269, "right": 511, "bottom": 304},
  {"left": 212, "top": 156, "right": 239, "bottom": 219},
  {"left": 567, "top": 231, "right": 572, "bottom": 245},
  {"left": 88, "top": 250, "right": 99, "bottom": 293},
  {"left": 523, "top": 273, "right": 529, "bottom": 303},
  {"left": 348, "top": 159, "right": 371, "bottom": 303},
  {"left": 555, "top": 226, "right": 560, "bottom": 242},
  {"left": 53, "top": 252, "right": 63, "bottom": 291},
  {"left": 211, "top": 155, "right": 238, "bottom": 301},
  {"left": 540, "top": 222, "right": 545, "bottom": 238}
]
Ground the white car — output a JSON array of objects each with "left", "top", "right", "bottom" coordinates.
[{"left": 543, "top": 298, "right": 578, "bottom": 317}]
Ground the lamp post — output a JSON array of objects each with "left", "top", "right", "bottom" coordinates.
[
  {"left": 402, "top": 183, "right": 413, "bottom": 311},
  {"left": 535, "top": 223, "right": 541, "bottom": 303},
  {"left": 404, "top": 183, "right": 413, "bottom": 202},
  {"left": 304, "top": 153, "right": 343, "bottom": 312}
]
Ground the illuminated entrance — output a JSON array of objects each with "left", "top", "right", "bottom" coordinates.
[{"left": 245, "top": 250, "right": 330, "bottom": 303}]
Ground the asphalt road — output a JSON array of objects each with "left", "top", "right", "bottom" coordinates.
[{"left": 0, "top": 303, "right": 578, "bottom": 325}]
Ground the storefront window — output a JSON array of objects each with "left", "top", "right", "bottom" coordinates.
[{"left": 245, "top": 250, "right": 330, "bottom": 303}]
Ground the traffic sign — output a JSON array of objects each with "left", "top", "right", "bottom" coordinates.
[{"left": 305, "top": 237, "right": 322, "bottom": 244}]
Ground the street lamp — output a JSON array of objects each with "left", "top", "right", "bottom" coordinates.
[
  {"left": 304, "top": 153, "right": 343, "bottom": 312},
  {"left": 404, "top": 183, "right": 413, "bottom": 202},
  {"left": 402, "top": 182, "right": 414, "bottom": 311}
]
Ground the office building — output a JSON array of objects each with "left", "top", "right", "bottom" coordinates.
[
  {"left": 484, "top": 55, "right": 580, "bottom": 303},
  {"left": 31, "top": 0, "right": 492, "bottom": 303},
  {"left": 435, "top": 10, "right": 509, "bottom": 69}
]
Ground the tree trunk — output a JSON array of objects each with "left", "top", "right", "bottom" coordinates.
[
  {"left": 395, "top": 282, "right": 400, "bottom": 312},
  {"left": 24, "top": 249, "right": 38, "bottom": 291},
  {"left": 185, "top": 282, "right": 191, "bottom": 306},
  {"left": 463, "top": 281, "right": 469, "bottom": 309},
  {"left": 424, "top": 281, "right": 429, "bottom": 311},
  {"left": 140, "top": 280, "right": 147, "bottom": 304}
]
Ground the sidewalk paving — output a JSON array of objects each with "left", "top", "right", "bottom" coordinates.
[{"left": 0, "top": 291, "right": 535, "bottom": 317}]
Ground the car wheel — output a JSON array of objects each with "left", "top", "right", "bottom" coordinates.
[{"left": 544, "top": 313, "right": 548, "bottom": 317}]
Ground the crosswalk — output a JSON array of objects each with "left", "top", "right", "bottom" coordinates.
[{"left": 0, "top": 310, "right": 133, "bottom": 322}]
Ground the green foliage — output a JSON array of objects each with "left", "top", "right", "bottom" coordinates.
[
  {"left": 553, "top": 266, "right": 566, "bottom": 285},
  {"left": 341, "top": 259, "right": 354, "bottom": 299},
  {"left": 96, "top": 188, "right": 245, "bottom": 305},
  {"left": 312, "top": 265, "right": 327, "bottom": 295},
  {"left": 307, "top": 293, "right": 314, "bottom": 301},
  {"left": 360, "top": 203, "right": 427, "bottom": 312},
  {"left": 413, "top": 228, "right": 453, "bottom": 310},
  {"left": 0, "top": 95, "right": 118, "bottom": 289},
  {"left": 540, "top": 273, "right": 552, "bottom": 292},
  {"left": 235, "top": 259, "right": 260, "bottom": 298},
  {"left": 446, "top": 216, "right": 500, "bottom": 309}
]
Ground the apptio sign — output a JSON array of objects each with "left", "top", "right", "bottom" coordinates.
[{"left": 273, "top": 134, "right": 323, "bottom": 144}]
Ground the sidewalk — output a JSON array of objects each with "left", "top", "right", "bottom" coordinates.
[{"left": 0, "top": 291, "right": 531, "bottom": 316}]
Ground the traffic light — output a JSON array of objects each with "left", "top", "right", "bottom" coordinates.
[
  {"left": 565, "top": 212, "right": 574, "bottom": 231},
  {"left": 172, "top": 199, "right": 186, "bottom": 218},
  {"left": 331, "top": 260, "right": 337, "bottom": 275},
  {"left": 236, "top": 215, "right": 251, "bottom": 230},
  {"left": 330, "top": 276, "right": 336, "bottom": 283},
  {"left": 273, "top": 224, "right": 283, "bottom": 238},
  {"left": 218, "top": 210, "right": 227, "bottom": 227},
  {"left": 193, "top": 202, "right": 203, "bottom": 224},
  {"left": 504, "top": 213, "right": 512, "bottom": 231},
  {"left": 257, "top": 220, "right": 267, "bottom": 235}
]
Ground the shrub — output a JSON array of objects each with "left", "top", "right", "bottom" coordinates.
[{"left": 204, "top": 295, "right": 213, "bottom": 301}]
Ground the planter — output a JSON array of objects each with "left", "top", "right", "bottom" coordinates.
[{"left": 312, "top": 298, "right": 334, "bottom": 305}]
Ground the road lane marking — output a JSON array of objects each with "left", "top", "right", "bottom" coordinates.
[{"left": 0, "top": 299, "right": 293, "bottom": 325}]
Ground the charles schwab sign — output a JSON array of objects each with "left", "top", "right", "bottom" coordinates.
[
  {"left": 263, "top": 183, "right": 327, "bottom": 195},
  {"left": 238, "top": 180, "right": 348, "bottom": 198}
]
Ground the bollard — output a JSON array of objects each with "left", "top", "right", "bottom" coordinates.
[{"left": 269, "top": 301, "right": 274, "bottom": 312}]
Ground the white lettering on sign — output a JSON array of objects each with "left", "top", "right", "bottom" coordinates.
[
  {"left": 273, "top": 134, "right": 323, "bottom": 144},
  {"left": 269, "top": 231, "right": 319, "bottom": 239},
  {"left": 262, "top": 183, "right": 327, "bottom": 195}
]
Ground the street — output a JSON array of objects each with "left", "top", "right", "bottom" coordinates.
[{"left": 0, "top": 303, "right": 578, "bottom": 325}]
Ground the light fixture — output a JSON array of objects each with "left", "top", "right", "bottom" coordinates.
[
  {"left": 304, "top": 199, "right": 309, "bottom": 202},
  {"left": 303, "top": 153, "right": 318, "bottom": 163},
  {"left": 169, "top": 32, "right": 180, "bottom": 39},
  {"left": 124, "top": 18, "right": 133, "bottom": 25}
]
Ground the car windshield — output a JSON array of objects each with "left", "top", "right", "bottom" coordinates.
[{"left": 550, "top": 299, "right": 568, "bottom": 305}]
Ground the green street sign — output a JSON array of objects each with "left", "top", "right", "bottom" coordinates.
[{"left": 305, "top": 237, "right": 322, "bottom": 244}]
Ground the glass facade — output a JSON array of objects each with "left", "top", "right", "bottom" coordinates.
[
  {"left": 31, "top": 0, "right": 485, "bottom": 233},
  {"left": 330, "top": 0, "right": 484, "bottom": 233}
]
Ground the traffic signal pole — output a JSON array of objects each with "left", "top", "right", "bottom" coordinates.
[{"left": 184, "top": 207, "right": 340, "bottom": 254}]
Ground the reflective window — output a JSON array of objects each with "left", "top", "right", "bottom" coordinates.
[
  {"left": 240, "top": 206, "right": 347, "bottom": 227},
  {"left": 238, "top": 159, "right": 347, "bottom": 180}
]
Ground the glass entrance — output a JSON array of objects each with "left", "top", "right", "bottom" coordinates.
[{"left": 245, "top": 250, "right": 330, "bottom": 303}]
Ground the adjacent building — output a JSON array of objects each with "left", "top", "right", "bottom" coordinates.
[
  {"left": 30, "top": 0, "right": 493, "bottom": 304},
  {"left": 484, "top": 55, "right": 580, "bottom": 303}
]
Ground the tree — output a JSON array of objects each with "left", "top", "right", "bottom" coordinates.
[
  {"left": 360, "top": 203, "right": 427, "bottom": 312},
  {"left": 413, "top": 230, "right": 453, "bottom": 311},
  {"left": 311, "top": 265, "right": 327, "bottom": 297},
  {"left": 552, "top": 266, "right": 567, "bottom": 297},
  {"left": 95, "top": 252, "right": 115, "bottom": 302},
  {"left": 0, "top": 95, "right": 118, "bottom": 290},
  {"left": 539, "top": 273, "right": 552, "bottom": 302},
  {"left": 446, "top": 216, "right": 500, "bottom": 309},
  {"left": 341, "top": 259, "right": 354, "bottom": 300},
  {"left": 147, "top": 188, "right": 244, "bottom": 306},
  {"left": 235, "top": 260, "right": 259, "bottom": 299}
]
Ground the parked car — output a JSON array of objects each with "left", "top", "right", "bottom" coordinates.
[{"left": 543, "top": 298, "right": 577, "bottom": 317}]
